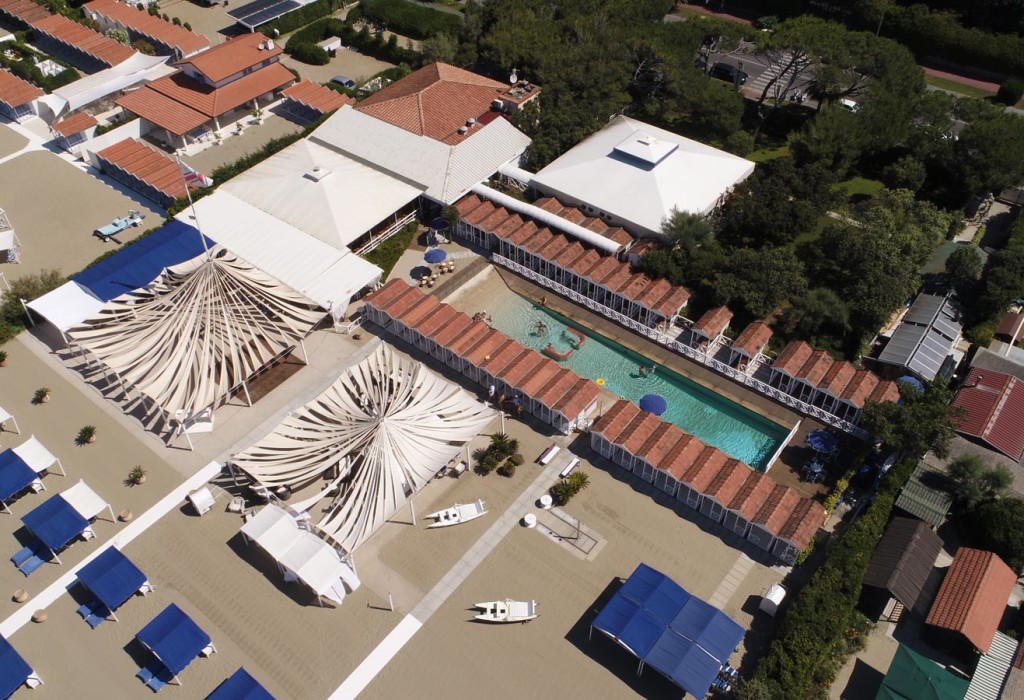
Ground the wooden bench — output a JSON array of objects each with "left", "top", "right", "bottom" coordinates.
[{"left": 559, "top": 458, "right": 580, "bottom": 479}]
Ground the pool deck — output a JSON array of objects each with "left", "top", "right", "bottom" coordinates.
[{"left": 448, "top": 265, "right": 831, "bottom": 499}]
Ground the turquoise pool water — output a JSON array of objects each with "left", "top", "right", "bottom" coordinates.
[{"left": 488, "top": 295, "right": 787, "bottom": 470}]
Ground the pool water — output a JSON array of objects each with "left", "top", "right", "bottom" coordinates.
[{"left": 488, "top": 295, "right": 787, "bottom": 470}]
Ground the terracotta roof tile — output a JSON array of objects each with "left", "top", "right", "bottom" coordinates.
[
  {"left": 731, "top": 322, "right": 772, "bottom": 358},
  {"left": 679, "top": 446, "right": 728, "bottom": 490},
  {"left": 32, "top": 14, "right": 135, "bottom": 67},
  {"left": 868, "top": 379, "right": 901, "bottom": 405},
  {"left": 692, "top": 305, "right": 733, "bottom": 338},
  {"left": 146, "top": 62, "right": 294, "bottom": 117},
  {"left": 703, "top": 458, "right": 749, "bottom": 504},
  {"left": 777, "top": 498, "right": 826, "bottom": 550},
  {"left": 795, "top": 349, "right": 835, "bottom": 385},
  {"left": 773, "top": 341, "right": 814, "bottom": 376},
  {"left": 553, "top": 378, "right": 600, "bottom": 419},
  {"left": 463, "top": 328, "right": 506, "bottom": 367},
  {"left": 819, "top": 360, "right": 856, "bottom": 397},
  {"left": 591, "top": 399, "right": 640, "bottom": 439},
  {"left": 116, "top": 86, "right": 208, "bottom": 136},
  {"left": 96, "top": 137, "right": 193, "bottom": 200},
  {"left": 178, "top": 32, "right": 280, "bottom": 83},
  {"left": 50, "top": 111, "right": 97, "bottom": 136},
  {"left": 500, "top": 350, "right": 545, "bottom": 390},
  {"left": 356, "top": 62, "right": 509, "bottom": 144},
  {"left": 619, "top": 412, "right": 665, "bottom": 455},
  {"left": 661, "top": 433, "right": 706, "bottom": 479},
  {"left": 365, "top": 277, "right": 409, "bottom": 309},
  {"left": 925, "top": 548, "right": 1017, "bottom": 653},
  {"left": 751, "top": 484, "right": 802, "bottom": 535},
  {"left": 0, "top": 68, "right": 43, "bottom": 108},
  {"left": 283, "top": 79, "right": 353, "bottom": 114},
  {"left": 840, "top": 370, "right": 880, "bottom": 408},
  {"left": 463, "top": 198, "right": 496, "bottom": 226},
  {"left": 431, "top": 311, "right": 475, "bottom": 348},
  {"left": 84, "top": 0, "right": 209, "bottom": 56},
  {"left": 0, "top": 0, "right": 50, "bottom": 24},
  {"left": 535, "top": 368, "right": 578, "bottom": 408},
  {"left": 727, "top": 471, "right": 776, "bottom": 520},
  {"left": 517, "top": 357, "right": 562, "bottom": 399}
]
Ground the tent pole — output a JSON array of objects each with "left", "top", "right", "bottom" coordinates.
[
  {"left": 300, "top": 339, "right": 308, "bottom": 365},
  {"left": 242, "top": 380, "right": 253, "bottom": 407}
]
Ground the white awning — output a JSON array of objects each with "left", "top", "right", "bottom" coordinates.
[
  {"left": 180, "top": 192, "right": 382, "bottom": 319},
  {"left": 61, "top": 480, "right": 110, "bottom": 520},
  {"left": 240, "top": 504, "right": 303, "bottom": 556},
  {"left": 27, "top": 282, "right": 106, "bottom": 335},
  {"left": 12, "top": 436, "right": 60, "bottom": 475},
  {"left": 48, "top": 53, "right": 172, "bottom": 117},
  {"left": 277, "top": 530, "right": 352, "bottom": 597}
]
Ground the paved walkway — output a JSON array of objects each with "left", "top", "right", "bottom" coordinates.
[
  {"left": 329, "top": 441, "right": 572, "bottom": 699},
  {"left": 708, "top": 552, "right": 755, "bottom": 609}
]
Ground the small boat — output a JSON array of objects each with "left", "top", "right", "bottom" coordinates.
[
  {"left": 473, "top": 599, "right": 538, "bottom": 623},
  {"left": 426, "top": 499, "right": 487, "bottom": 528}
]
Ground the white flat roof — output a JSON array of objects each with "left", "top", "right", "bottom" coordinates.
[
  {"left": 221, "top": 138, "right": 422, "bottom": 250},
  {"left": 531, "top": 115, "right": 755, "bottom": 234},
  {"left": 180, "top": 191, "right": 382, "bottom": 318}
]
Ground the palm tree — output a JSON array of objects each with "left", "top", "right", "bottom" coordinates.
[{"left": 567, "top": 471, "right": 590, "bottom": 494}]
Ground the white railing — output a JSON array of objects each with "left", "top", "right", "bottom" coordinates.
[
  {"left": 494, "top": 255, "right": 867, "bottom": 438},
  {"left": 356, "top": 211, "right": 417, "bottom": 255}
]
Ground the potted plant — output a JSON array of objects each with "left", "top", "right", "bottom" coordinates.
[
  {"left": 0, "top": 350, "right": 7, "bottom": 367},
  {"left": 251, "top": 106, "right": 264, "bottom": 124},
  {"left": 33, "top": 387, "right": 51, "bottom": 404},
  {"left": 128, "top": 465, "right": 147, "bottom": 485},
  {"left": 77, "top": 425, "right": 97, "bottom": 445}
]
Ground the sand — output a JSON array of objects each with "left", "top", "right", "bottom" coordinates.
[
  {"left": 181, "top": 113, "right": 303, "bottom": 175},
  {"left": 0, "top": 123, "right": 28, "bottom": 160},
  {"left": 0, "top": 151, "right": 161, "bottom": 284},
  {"left": 281, "top": 49, "right": 394, "bottom": 87}
]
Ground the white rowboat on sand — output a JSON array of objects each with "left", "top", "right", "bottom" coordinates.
[
  {"left": 473, "top": 599, "right": 538, "bottom": 623},
  {"left": 426, "top": 499, "right": 487, "bottom": 528}
]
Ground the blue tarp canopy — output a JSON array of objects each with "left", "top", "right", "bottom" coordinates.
[
  {"left": 207, "top": 668, "right": 275, "bottom": 700},
  {"left": 73, "top": 220, "right": 213, "bottom": 302},
  {"left": 0, "top": 450, "right": 35, "bottom": 504},
  {"left": 137, "top": 603, "right": 211, "bottom": 677},
  {"left": 77, "top": 548, "right": 147, "bottom": 614},
  {"left": 0, "top": 635, "right": 32, "bottom": 700},
  {"left": 592, "top": 563, "right": 745, "bottom": 698},
  {"left": 21, "top": 494, "right": 89, "bottom": 552}
]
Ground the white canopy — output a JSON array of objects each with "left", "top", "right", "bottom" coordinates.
[
  {"left": 68, "top": 248, "right": 326, "bottom": 416},
  {"left": 241, "top": 503, "right": 303, "bottom": 555},
  {"left": 27, "top": 282, "right": 105, "bottom": 336},
  {"left": 44, "top": 53, "right": 172, "bottom": 117},
  {"left": 233, "top": 344, "right": 494, "bottom": 552},
  {"left": 12, "top": 436, "right": 65, "bottom": 477},
  {"left": 61, "top": 480, "right": 113, "bottom": 521},
  {"left": 180, "top": 192, "right": 382, "bottom": 320},
  {"left": 220, "top": 138, "right": 422, "bottom": 250}
]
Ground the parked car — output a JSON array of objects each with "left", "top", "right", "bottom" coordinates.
[
  {"left": 330, "top": 75, "right": 357, "bottom": 90},
  {"left": 839, "top": 98, "right": 860, "bottom": 113},
  {"left": 709, "top": 63, "right": 748, "bottom": 85}
]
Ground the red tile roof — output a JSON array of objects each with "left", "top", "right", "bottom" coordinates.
[
  {"left": 796, "top": 349, "right": 835, "bottom": 385},
  {"left": 703, "top": 458, "right": 749, "bottom": 505},
  {"left": 177, "top": 32, "right": 280, "bottom": 83},
  {"left": 591, "top": 398, "right": 640, "bottom": 440},
  {"left": 620, "top": 412, "right": 664, "bottom": 455},
  {"left": 777, "top": 498, "right": 826, "bottom": 550},
  {"left": 751, "top": 484, "right": 802, "bottom": 535},
  {"left": 819, "top": 360, "right": 856, "bottom": 397},
  {"left": 692, "top": 305, "right": 733, "bottom": 338},
  {"left": 283, "top": 79, "right": 353, "bottom": 115},
  {"left": 553, "top": 378, "right": 600, "bottom": 420},
  {"left": 868, "top": 380, "right": 901, "bottom": 405},
  {"left": 727, "top": 471, "right": 777, "bottom": 520},
  {"left": 925, "top": 548, "right": 1016, "bottom": 653},
  {"left": 952, "top": 367, "right": 1024, "bottom": 461},
  {"left": 96, "top": 137, "right": 193, "bottom": 200},
  {"left": 773, "top": 341, "right": 813, "bottom": 376},
  {"left": 83, "top": 0, "right": 209, "bottom": 57},
  {"left": 679, "top": 446, "right": 727, "bottom": 491},
  {"left": 996, "top": 312, "right": 1024, "bottom": 343},
  {"left": 660, "top": 433, "right": 705, "bottom": 480},
  {"left": 356, "top": 62, "right": 509, "bottom": 144},
  {"left": 117, "top": 63, "right": 293, "bottom": 135},
  {"left": 0, "top": 68, "right": 43, "bottom": 108},
  {"left": 516, "top": 357, "right": 562, "bottom": 399},
  {"left": 365, "top": 277, "right": 408, "bottom": 308},
  {"left": 414, "top": 303, "right": 456, "bottom": 340},
  {"left": 0, "top": 0, "right": 50, "bottom": 24},
  {"left": 32, "top": 14, "right": 135, "bottom": 67},
  {"left": 840, "top": 370, "right": 879, "bottom": 408},
  {"left": 731, "top": 322, "right": 772, "bottom": 358},
  {"left": 50, "top": 110, "right": 98, "bottom": 136}
]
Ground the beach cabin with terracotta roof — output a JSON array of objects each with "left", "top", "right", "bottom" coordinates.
[
  {"left": 282, "top": 79, "right": 353, "bottom": 123},
  {"left": 633, "top": 422, "right": 678, "bottom": 483},
  {"left": 590, "top": 400, "right": 642, "bottom": 460},
  {"left": 722, "top": 471, "right": 777, "bottom": 537},
  {"left": 93, "top": 138, "right": 198, "bottom": 208},
  {"left": 653, "top": 432, "right": 705, "bottom": 497},
  {"left": 84, "top": 0, "right": 210, "bottom": 59},
  {"left": 925, "top": 548, "right": 1016, "bottom": 657},
  {"left": 747, "top": 484, "right": 802, "bottom": 552},
  {"left": 836, "top": 370, "right": 880, "bottom": 423},
  {"left": 0, "top": 0, "right": 50, "bottom": 25},
  {"left": 769, "top": 341, "right": 813, "bottom": 394},
  {"left": 50, "top": 111, "right": 98, "bottom": 152},
  {"left": 31, "top": 14, "right": 135, "bottom": 72},
  {"left": 792, "top": 349, "right": 835, "bottom": 403},
  {"left": 773, "top": 498, "right": 826, "bottom": 564},
  {"left": 117, "top": 33, "right": 292, "bottom": 150},
  {"left": 699, "top": 458, "right": 750, "bottom": 523},
  {"left": 815, "top": 360, "right": 856, "bottom": 414},
  {"left": 618, "top": 412, "right": 665, "bottom": 477},
  {"left": 0, "top": 68, "right": 43, "bottom": 122},
  {"left": 729, "top": 321, "right": 772, "bottom": 372},
  {"left": 689, "top": 305, "right": 732, "bottom": 351},
  {"left": 952, "top": 367, "right": 1024, "bottom": 462},
  {"left": 552, "top": 379, "right": 600, "bottom": 433},
  {"left": 676, "top": 446, "right": 728, "bottom": 510}
]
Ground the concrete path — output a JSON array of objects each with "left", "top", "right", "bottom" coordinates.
[
  {"left": 329, "top": 441, "right": 572, "bottom": 699},
  {"left": 708, "top": 552, "right": 755, "bottom": 609}
]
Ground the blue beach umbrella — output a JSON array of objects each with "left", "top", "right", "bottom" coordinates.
[
  {"left": 430, "top": 216, "right": 449, "bottom": 231},
  {"left": 639, "top": 394, "right": 667, "bottom": 416},
  {"left": 807, "top": 430, "right": 839, "bottom": 454},
  {"left": 897, "top": 375, "right": 924, "bottom": 392},
  {"left": 424, "top": 248, "right": 447, "bottom": 264}
]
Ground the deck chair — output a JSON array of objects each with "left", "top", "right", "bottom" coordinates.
[{"left": 187, "top": 487, "right": 216, "bottom": 516}]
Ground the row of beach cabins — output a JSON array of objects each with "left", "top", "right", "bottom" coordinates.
[
  {"left": 452, "top": 186, "right": 900, "bottom": 431},
  {"left": 362, "top": 279, "right": 824, "bottom": 565}
]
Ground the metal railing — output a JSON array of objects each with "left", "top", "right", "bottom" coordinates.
[
  {"left": 493, "top": 255, "right": 867, "bottom": 438},
  {"left": 356, "top": 211, "right": 417, "bottom": 255}
]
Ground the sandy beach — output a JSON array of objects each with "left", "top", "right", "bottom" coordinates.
[
  {"left": 0, "top": 123, "right": 28, "bottom": 160},
  {"left": 0, "top": 151, "right": 161, "bottom": 284}
]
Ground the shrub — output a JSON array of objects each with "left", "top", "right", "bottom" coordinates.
[
  {"left": 363, "top": 222, "right": 417, "bottom": 278},
  {"left": 497, "top": 461, "right": 516, "bottom": 477},
  {"left": 822, "top": 478, "right": 849, "bottom": 513},
  {"left": 354, "top": 0, "right": 461, "bottom": 40},
  {"left": 550, "top": 481, "right": 575, "bottom": 506},
  {"left": 259, "top": 0, "right": 332, "bottom": 37},
  {"left": 1, "top": 269, "right": 65, "bottom": 328},
  {"left": 508, "top": 453, "right": 525, "bottom": 467},
  {"left": 291, "top": 42, "right": 330, "bottom": 66},
  {"left": 997, "top": 78, "right": 1024, "bottom": 106}
]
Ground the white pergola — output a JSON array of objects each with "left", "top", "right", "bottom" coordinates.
[
  {"left": 232, "top": 344, "right": 494, "bottom": 552},
  {"left": 68, "top": 247, "right": 326, "bottom": 431}
]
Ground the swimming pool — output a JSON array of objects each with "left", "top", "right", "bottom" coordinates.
[{"left": 487, "top": 295, "right": 787, "bottom": 470}]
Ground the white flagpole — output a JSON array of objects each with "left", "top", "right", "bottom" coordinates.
[{"left": 174, "top": 155, "right": 210, "bottom": 257}]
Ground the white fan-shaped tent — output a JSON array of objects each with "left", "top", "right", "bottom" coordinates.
[
  {"left": 68, "top": 247, "right": 326, "bottom": 418},
  {"left": 233, "top": 344, "right": 494, "bottom": 552}
]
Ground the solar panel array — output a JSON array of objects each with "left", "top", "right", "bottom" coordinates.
[{"left": 227, "top": 0, "right": 300, "bottom": 29}]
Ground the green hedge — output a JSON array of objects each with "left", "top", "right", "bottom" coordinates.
[
  {"left": 0, "top": 42, "right": 80, "bottom": 91},
  {"left": 290, "top": 42, "right": 330, "bottom": 66},
  {"left": 285, "top": 19, "right": 421, "bottom": 67},
  {"left": 363, "top": 222, "right": 417, "bottom": 278},
  {"left": 350, "top": 0, "right": 460, "bottom": 40},
  {"left": 257, "top": 0, "right": 334, "bottom": 37}
]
